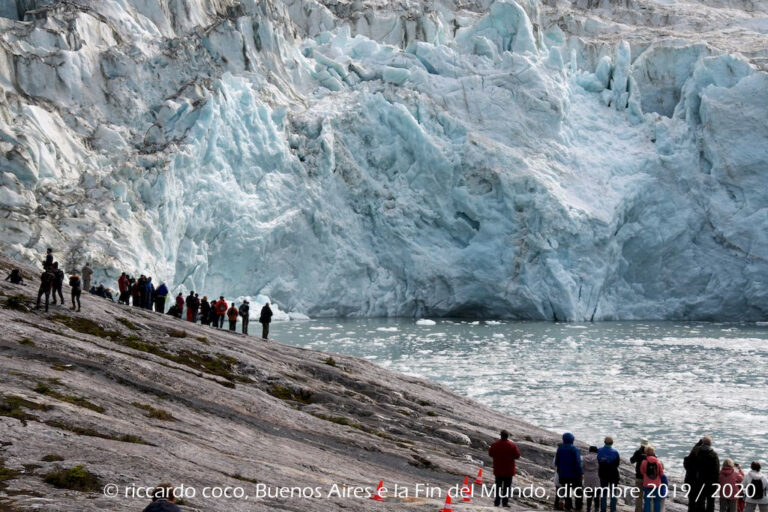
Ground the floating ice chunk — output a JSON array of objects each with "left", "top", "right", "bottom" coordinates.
[
  {"left": 416, "top": 319, "right": 437, "bottom": 326},
  {"left": 376, "top": 326, "right": 399, "bottom": 332}
]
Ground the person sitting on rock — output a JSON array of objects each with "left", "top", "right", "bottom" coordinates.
[
  {"left": 142, "top": 483, "right": 182, "bottom": 512},
  {"left": 489, "top": 429, "right": 521, "bottom": 508},
  {"left": 227, "top": 303, "right": 239, "bottom": 331},
  {"left": 5, "top": 268, "right": 24, "bottom": 285}
]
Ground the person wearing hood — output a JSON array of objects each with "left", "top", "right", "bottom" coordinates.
[
  {"left": 598, "top": 436, "right": 621, "bottom": 512},
  {"left": 200, "top": 296, "right": 211, "bottom": 326},
  {"left": 742, "top": 461, "right": 768, "bottom": 512},
  {"left": 227, "top": 303, "right": 239, "bottom": 331},
  {"left": 693, "top": 437, "right": 721, "bottom": 512},
  {"left": 154, "top": 282, "right": 168, "bottom": 312},
  {"left": 640, "top": 446, "right": 665, "bottom": 512},
  {"left": 584, "top": 446, "right": 600, "bottom": 512},
  {"left": 719, "top": 459, "right": 744, "bottom": 512},
  {"left": 555, "top": 432, "right": 583, "bottom": 512},
  {"left": 239, "top": 300, "right": 250, "bottom": 334},
  {"left": 488, "top": 429, "right": 522, "bottom": 508},
  {"left": 632, "top": 439, "right": 650, "bottom": 512},
  {"left": 259, "top": 302, "right": 273, "bottom": 339}
]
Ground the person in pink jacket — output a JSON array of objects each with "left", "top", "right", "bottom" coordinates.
[
  {"left": 719, "top": 459, "right": 745, "bottom": 512},
  {"left": 640, "top": 446, "right": 665, "bottom": 512}
]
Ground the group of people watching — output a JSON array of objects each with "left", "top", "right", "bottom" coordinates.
[
  {"left": 487, "top": 431, "right": 768, "bottom": 512},
  {"left": 6, "top": 248, "right": 275, "bottom": 339}
]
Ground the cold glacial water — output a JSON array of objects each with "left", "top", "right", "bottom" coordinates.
[{"left": 271, "top": 320, "right": 768, "bottom": 475}]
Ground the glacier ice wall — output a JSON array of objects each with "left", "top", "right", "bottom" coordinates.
[{"left": 1, "top": 0, "right": 767, "bottom": 320}]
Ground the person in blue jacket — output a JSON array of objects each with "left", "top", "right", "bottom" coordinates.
[
  {"left": 154, "top": 282, "right": 169, "bottom": 313},
  {"left": 556, "top": 432, "right": 584, "bottom": 511},
  {"left": 145, "top": 277, "right": 155, "bottom": 310},
  {"left": 598, "top": 436, "right": 621, "bottom": 512}
]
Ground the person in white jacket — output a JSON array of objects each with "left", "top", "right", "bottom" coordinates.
[{"left": 742, "top": 461, "right": 768, "bottom": 512}]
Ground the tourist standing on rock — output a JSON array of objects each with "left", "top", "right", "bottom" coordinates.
[
  {"left": 185, "top": 291, "right": 196, "bottom": 322},
  {"left": 631, "top": 439, "right": 650, "bottom": 512},
  {"left": 598, "top": 436, "right": 621, "bottom": 512},
  {"left": 81, "top": 262, "right": 93, "bottom": 291},
  {"left": 584, "top": 446, "right": 600, "bottom": 512},
  {"left": 35, "top": 267, "right": 55, "bottom": 312},
  {"left": 200, "top": 296, "right": 210, "bottom": 326},
  {"left": 216, "top": 297, "right": 228, "bottom": 328},
  {"left": 175, "top": 293, "right": 185, "bottom": 318},
  {"left": 155, "top": 282, "right": 169, "bottom": 313},
  {"left": 5, "top": 268, "right": 24, "bottom": 285},
  {"left": 136, "top": 276, "right": 147, "bottom": 308},
  {"left": 68, "top": 273, "right": 82, "bottom": 312},
  {"left": 118, "top": 272, "right": 129, "bottom": 304},
  {"left": 640, "top": 446, "right": 665, "bottom": 512},
  {"left": 685, "top": 439, "right": 704, "bottom": 512},
  {"left": 143, "top": 483, "right": 182, "bottom": 512},
  {"left": 50, "top": 262, "right": 65, "bottom": 305},
  {"left": 719, "top": 460, "right": 744, "bottom": 512},
  {"left": 227, "top": 303, "right": 239, "bottom": 331},
  {"left": 43, "top": 248, "right": 53, "bottom": 270},
  {"left": 239, "top": 300, "right": 250, "bottom": 334},
  {"left": 145, "top": 277, "right": 155, "bottom": 310},
  {"left": 693, "top": 437, "right": 721, "bottom": 512},
  {"left": 259, "top": 302, "right": 273, "bottom": 339},
  {"left": 742, "top": 461, "right": 768, "bottom": 512},
  {"left": 556, "top": 432, "right": 583, "bottom": 512},
  {"left": 488, "top": 429, "right": 521, "bottom": 508}
]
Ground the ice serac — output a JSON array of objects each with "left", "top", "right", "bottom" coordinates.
[{"left": 0, "top": 0, "right": 767, "bottom": 321}]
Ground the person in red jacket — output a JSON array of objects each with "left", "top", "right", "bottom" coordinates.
[
  {"left": 215, "top": 296, "right": 228, "bottom": 328},
  {"left": 640, "top": 446, "right": 665, "bottom": 512},
  {"left": 489, "top": 429, "right": 522, "bottom": 508}
]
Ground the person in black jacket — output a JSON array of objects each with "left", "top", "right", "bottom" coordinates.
[
  {"left": 692, "top": 436, "right": 720, "bottom": 512},
  {"left": 5, "top": 268, "right": 24, "bottom": 285},
  {"left": 36, "top": 268, "right": 55, "bottom": 312},
  {"left": 259, "top": 302, "right": 273, "bottom": 339},
  {"left": 630, "top": 439, "right": 649, "bottom": 512},
  {"left": 142, "top": 483, "right": 182, "bottom": 512},
  {"left": 51, "top": 262, "right": 65, "bottom": 305},
  {"left": 43, "top": 248, "right": 53, "bottom": 271},
  {"left": 239, "top": 300, "right": 250, "bottom": 335},
  {"left": 200, "top": 296, "right": 210, "bottom": 326},
  {"left": 69, "top": 274, "right": 82, "bottom": 311}
]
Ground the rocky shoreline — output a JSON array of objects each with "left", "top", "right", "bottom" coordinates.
[{"left": 0, "top": 255, "right": 685, "bottom": 511}]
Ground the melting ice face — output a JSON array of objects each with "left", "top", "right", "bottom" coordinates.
[{"left": 273, "top": 319, "right": 768, "bottom": 475}]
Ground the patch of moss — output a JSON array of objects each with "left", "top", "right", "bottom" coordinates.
[
  {"left": 0, "top": 467, "right": 20, "bottom": 483},
  {"left": 227, "top": 473, "right": 259, "bottom": 484},
  {"left": 50, "top": 363, "right": 71, "bottom": 372},
  {"left": 18, "top": 338, "right": 35, "bottom": 347},
  {"left": 45, "top": 420, "right": 151, "bottom": 445},
  {"left": 196, "top": 336, "right": 209, "bottom": 344},
  {"left": 116, "top": 317, "right": 138, "bottom": 331},
  {"left": 52, "top": 315, "right": 122, "bottom": 339},
  {"left": 323, "top": 356, "right": 337, "bottom": 367},
  {"left": 168, "top": 329, "right": 187, "bottom": 338},
  {"left": 0, "top": 396, "right": 52, "bottom": 425},
  {"left": 131, "top": 402, "right": 175, "bottom": 421},
  {"left": 426, "top": 410, "right": 437, "bottom": 417},
  {"left": 41, "top": 455, "right": 64, "bottom": 462},
  {"left": 43, "top": 465, "right": 101, "bottom": 492},
  {"left": 33, "top": 383, "right": 104, "bottom": 414},
  {"left": 3, "top": 294, "right": 28, "bottom": 311},
  {"left": 269, "top": 385, "right": 313, "bottom": 404}
]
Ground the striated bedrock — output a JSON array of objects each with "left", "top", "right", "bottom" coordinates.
[{"left": 0, "top": 0, "right": 767, "bottom": 320}]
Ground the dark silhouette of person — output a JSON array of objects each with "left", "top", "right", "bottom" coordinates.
[
  {"left": 36, "top": 268, "right": 55, "bottom": 311},
  {"left": 51, "top": 262, "right": 65, "bottom": 305},
  {"left": 489, "top": 429, "right": 522, "bottom": 508},
  {"left": 5, "top": 268, "right": 24, "bottom": 285},
  {"left": 259, "top": 302, "right": 273, "bottom": 339}
]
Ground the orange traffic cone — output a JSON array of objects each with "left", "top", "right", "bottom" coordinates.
[
  {"left": 460, "top": 476, "right": 472, "bottom": 503},
  {"left": 371, "top": 480, "right": 385, "bottom": 502},
  {"left": 474, "top": 468, "right": 483, "bottom": 486},
  {"left": 439, "top": 494, "right": 454, "bottom": 512}
]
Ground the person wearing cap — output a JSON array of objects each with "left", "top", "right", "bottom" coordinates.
[
  {"left": 631, "top": 439, "right": 650, "bottom": 512},
  {"left": 239, "top": 300, "right": 250, "bottom": 335},
  {"left": 598, "top": 436, "right": 621, "bottom": 512}
]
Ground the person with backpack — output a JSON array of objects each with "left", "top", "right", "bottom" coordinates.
[
  {"left": 632, "top": 440, "right": 650, "bottom": 512},
  {"left": 584, "top": 446, "right": 600, "bottom": 512},
  {"left": 259, "top": 302, "right": 273, "bottom": 339},
  {"left": 555, "top": 432, "right": 583, "bottom": 512},
  {"left": 216, "top": 297, "right": 228, "bottom": 328},
  {"left": 598, "top": 436, "right": 621, "bottom": 512},
  {"left": 36, "top": 268, "right": 55, "bottom": 311},
  {"left": 743, "top": 462, "right": 768, "bottom": 512},
  {"left": 69, "top": 273, "right": 82, "bottom": 311},
  {"left": 694, "top": 437, "right": 721, "bottom": 512},
  {"left": 81, "top": 262, "right": 93, "bottom": 293},
  {"left": 5, "top": 268, "right": 24, "bottom": 285},
  {"left": 155, "top": 282, "right": 169, "bottom": 313},
  {"left": 51, "top": 262, "right": 65, "bottom": 305},
  {"left": 227, "top": 303, "right": 239, "bottom": 331},
  {"left": 640, "top": 446, "right": 664, "bottom": 512},
  {"left": 719, "top": 460, "right": 745, "bottom": 512},
  {"left": 174, "top": 293, "right": 184, "bottom": 319},
  {"left": 239, "top": 300, "right": 250, "bottom": 334},
  {"left": 200, "top": 296, "right": 211, "bottom": 326},
  {"left": 488, "top": 429, "right": 522, "bottom": 508}
]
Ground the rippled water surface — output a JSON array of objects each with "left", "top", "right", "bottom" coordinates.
[{"left": 271, "top": 319, "right": 768, "bottom": 474}]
